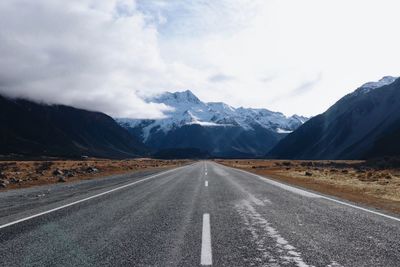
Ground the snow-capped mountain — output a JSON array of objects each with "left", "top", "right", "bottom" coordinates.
[
  {"left": 353, "top": 76, "right": 398, "bottom": 96},
  {"left": 117, "top": 90, "right": 307, "bottom": 141},
  {"left": 117, "top": 90, "right": 308, "bottom": 158},
  {"left": 360, "top": 76, "right": 397, "bottom": 90}
]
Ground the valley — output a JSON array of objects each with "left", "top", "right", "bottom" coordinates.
[{"left": 2, "top": 1, "right": 400, "bottom": 265}]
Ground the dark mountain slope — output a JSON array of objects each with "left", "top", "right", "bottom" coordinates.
[
  {"left": 0, "top": 95, "right": 147, "bottom": 159},
  {"left": 268, "top": 76, "right": 400, "bottom": 159},
  {"left": 141, "top": 123, "right": 282, "bottom": 158}
]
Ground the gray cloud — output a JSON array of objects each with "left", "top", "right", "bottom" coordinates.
[
  {"left": 290, "top": 73, "right": 322, "bottom": 96},
  {"left": 260, "top": 74, "right": 278, "bottom": 83},
  {"left": 267, "top": 73, "right": 323, "bottom": 105},
  {"left": 209, "top": 73, "right": 235, "bottom": 83}
]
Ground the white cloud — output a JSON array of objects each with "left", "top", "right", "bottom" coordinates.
[
  {"left": 1, "top": 0, "right": 400, "bottom": 118},
  {"left": 144, "top": 0, "right": 400, "bottom": 116},
  {"left": 0, "top": 0, "right": 173, "bottom": 118}
]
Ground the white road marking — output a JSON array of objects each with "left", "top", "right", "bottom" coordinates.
[
  {"left": 205, "top": 181, "right": 208, "bottom": 187},
  {"left": 205, "top": 171, "right": 208, "bottom": 176},
  {"left": 318, "top": 195, "right": 400, "bottom": 222},
  {"left": 0, "top": 167, "right": 185, "bottom": 230},
  {"left": 230, "top": 166, "right": 319, "bottom": 198},
  {"left": 236, "top": 200, "right": 312, "bottom": 266},
  {"left": 219, "top": 163, "right": 400, "bottom": 222},
  {"left": 201, "top": 213, "right": 212, "bottom": 266}
]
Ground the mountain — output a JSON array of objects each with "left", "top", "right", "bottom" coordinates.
[
  {"left": 268, "top": 76, "right": 400, "bottom": 159},
  {"left": 153, "top": 148, "right": 210, "bottom": 159},
  {"left": 117, "top": 90, "right": 307, "bottom": 158},
  {"left": 0, "top": 95, "right": 147, "bottom": 159}
]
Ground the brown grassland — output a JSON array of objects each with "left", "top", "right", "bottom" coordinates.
[
  {"left": 0, "top": 159, "right": 190, "bottom": 190},
  {"left": 216, "top": 159, "right": 400, "bottom": 215}
]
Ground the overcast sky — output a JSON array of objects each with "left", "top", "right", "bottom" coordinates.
[{"left": 1, "top": 0, "right": 399, "bottom": 118}]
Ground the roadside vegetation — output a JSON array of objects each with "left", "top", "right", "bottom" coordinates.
[
  {"left": 217, "top": 158, "right": 400, "bottom": 214},
  {"left": 0, "top": 159, "right": 190, "bottom": 190}
]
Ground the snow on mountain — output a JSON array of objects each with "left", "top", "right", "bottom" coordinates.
[
  {"left": 276, "top": 128, "right": 293, "bottom": 134},
  {"left": 116, "top": 90, "right": 308, "bottom": 141},
  {"left": 355, "top": 76, "right": 398, "bottom": 95}
]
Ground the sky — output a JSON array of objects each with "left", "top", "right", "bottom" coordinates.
[{"left": 0, "top": 0, "right": 399, "bottom": 118}]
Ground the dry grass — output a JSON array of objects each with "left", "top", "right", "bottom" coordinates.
[
  {"left": 216, "top": 159, "right": 400, "bottom": 215},
  {"left": 0, "top": 158, "right": 190, "bottom": 190}
]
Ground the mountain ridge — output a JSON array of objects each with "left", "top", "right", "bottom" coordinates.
[
  {"left": 117, "top": 90, "right": 308, "bottom": 157},
  {"left": 267, "top": 76, "right": 400, "bottom": 159},
  {"left": 0, "top": 95, "right": 147, "bottom": 159}
]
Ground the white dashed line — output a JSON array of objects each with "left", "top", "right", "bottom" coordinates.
[
  {"left": 201, "top": 213, "right": 212, "bottom": 266},
  {"left": 205, "top": 181, "right": 208, "bottom": 187}
]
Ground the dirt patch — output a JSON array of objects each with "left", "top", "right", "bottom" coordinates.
[
  {"left": 216, "top": 159, "right": 400, "bottom": 215},
  {"left": 0, "top": 158, "right": 191, "bottom": 190}
]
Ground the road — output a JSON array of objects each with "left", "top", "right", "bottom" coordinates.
[{"left": 0, "top": 161, "right": 399, "bottom": 266}]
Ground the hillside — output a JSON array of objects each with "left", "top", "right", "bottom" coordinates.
[
  {"left": 268, "top": 76, "right": 400, "bottom": 159},
  {"left": 0, "top": 95, "right": 147, "bottom": 159}
]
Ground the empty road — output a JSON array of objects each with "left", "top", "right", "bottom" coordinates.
[{"left": 0, "top": 161, "right": 399, "bottom": 266}]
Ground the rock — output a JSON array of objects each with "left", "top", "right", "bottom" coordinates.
[
  {"left": 57, "top": 176, "right": 67, "bottom": 183},
  {"left": 10, "top": 178, "right": 22, "bottom": 184},
  {"left": 53, "top": 169, "right": 63, "bottom": 176},
  {"left": 305, "top": 171, "right": 313, "bottom": 176},
  {"left": 0, "top": 179, "right": 10, "bottom": 185},
  {"left": 63, "top": 170, "right": 75, "bottom": 177},
  {"left": 86, "top": 167, "right": 99, "bottom": 173},
  {"left": 0, "top": 182, "right": 7, "bottom": 188}
]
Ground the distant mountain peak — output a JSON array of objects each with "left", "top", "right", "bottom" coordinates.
[
  {"left": 358, "top": 76, "right": 398, "bottom": 93},
  {"left": 150, "top": 90, "right": 201, "bottom": 105},
  {"left": 117, "top": 89, "right": 309, "bottom": 143},
  {"left": 289, "top": 114, "right": 308, "bottom": 124},
  {"left": 116, "top": 89, "right": 309, "bottom": 157}
]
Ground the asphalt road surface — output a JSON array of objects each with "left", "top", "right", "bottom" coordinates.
[{"left": 0, "top": 161, "right": 399, "bottom": 266}]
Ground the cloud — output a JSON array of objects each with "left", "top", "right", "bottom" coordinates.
[
  {"left": 290, "top": 73, "right": 322, "bottom": 97},
  {"left": 145, "top": 0, "right": 400, "bottom": 116},
  {"left": 0, "top": 0, "right": 172, "bottom": 119},
  {"left": 209, "top": 73, "right": 235, "bottom": 83},
  {"left": 136, "top": 0, "right": 261, "bottom": 38},
  {"left": 1, "top": 0, "right": 400, "bottom": 119},
  {"left": 266, "top": 73, "right": 323, "bottom": 108}
]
